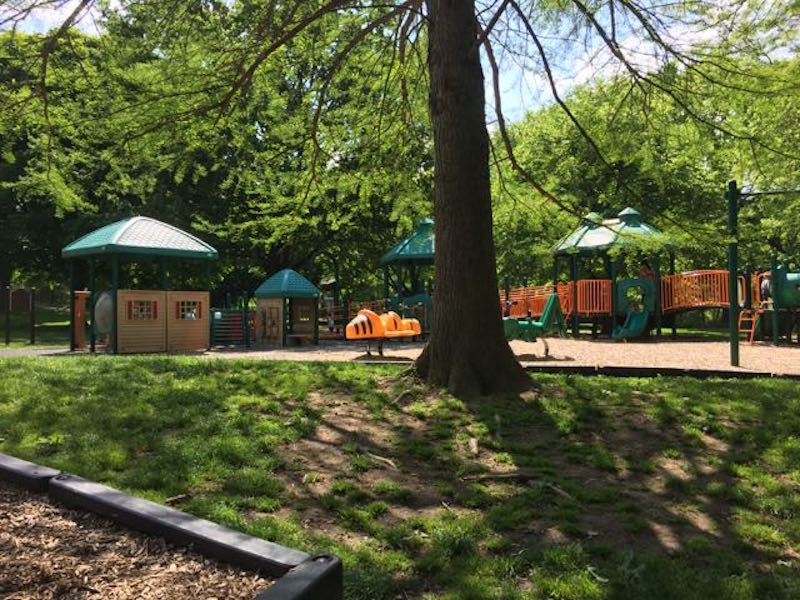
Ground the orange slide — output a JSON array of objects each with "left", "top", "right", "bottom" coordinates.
[{"left": 346, "top": 309, "right": 421, "bottom": 355}]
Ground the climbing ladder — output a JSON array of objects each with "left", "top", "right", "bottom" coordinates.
[{"left": 738, "top": 309, "right": 759, "bottom": 345}]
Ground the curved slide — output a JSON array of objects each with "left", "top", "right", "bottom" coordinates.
[{"left": 612, "top": 310, "right": 650, "bottom": 341}]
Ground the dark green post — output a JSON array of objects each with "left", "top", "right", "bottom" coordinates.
[
  {"left": 69, "top": 261, "right": 76, "bottom": 351},
  {"left": 570, "top": 255, "right": 579, "bottom": 337},
  {"left": 669, "top": 251, "right": 677, "bottom": 338},
  {"left": 609, "top": 258, "right": 617, "bottom": 338},
  {"left": 771, "top": 256, "right": 779, "bottom": 344},
  {"left": 313, "top": 298, "right": 319, "bottom": 345},
  {"left": 552, "top": 257, "right": 559, "bottom": 292},
  {"left": 654, "top": 255, "right": 662, "bottom": 336},
  {"left": 727, "top": 180, "right": 740, "bottom": 367},
  {"left": 111, "top": 255, "right": 119, "bottom": 354},
  {"left": 89, "top": 260, "right": 96, "bottom": 352},
  {"left": 159, "top": 257, "right": 168, "bottom": 290},
  {"left": 242, "top": 291, "right": 250, "bottom": 347},
  {"left": 503, "top": 276, "right": 510, "bottom": 317},
  {"left": 4, "top": 285, "right": 11, "bottom": 346},
  {"left": 29, "top": 287, "right": 36, "bottom": 345}
]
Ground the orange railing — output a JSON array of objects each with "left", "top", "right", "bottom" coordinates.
[
  {"left": 660, "top": 270, "right": 745, "bottom": 313},
  {"left": 500, "top": 280, "right": 611, "bottom": 318},
  {"left": 576, "top": 279, "right": 612, "bottom": 315},
  {"left": 501, "top": 284, "right": 554, "bottom": 318}
]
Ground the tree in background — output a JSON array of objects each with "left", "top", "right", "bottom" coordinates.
[{"left": 2, "top": 0, "right": 798, "bottom": 393}]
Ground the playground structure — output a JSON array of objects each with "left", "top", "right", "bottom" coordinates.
[
  {"left": 62, "top": 217, "right": 217, "bottom": 354},
  {"left": 253, "top": 269, "right": 320, "bottom": 346},
  {"left": 380, "top": 218, "right": 434, "bottom": 331},
  {"left": 501, "top": 207, "right": 800, "bottom": 344},
  {"left": 344, "top": 309, "right": 422, "bottom": 355}
]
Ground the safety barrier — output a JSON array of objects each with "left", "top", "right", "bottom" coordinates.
[
  {"left": 211, "top": 308, "right": 255, "bottom": 346},
  {"left": 501, "top": 281, "right": 612, "bottom": 318},
  {"left": 503, "top": 270, "right": 753, "bottom": 321},
  {"left": 576, "top": 279, "right": 612, "bottom": 315},
  {"left": 660, "top": 270, "right": 743, "bottom": 313}
]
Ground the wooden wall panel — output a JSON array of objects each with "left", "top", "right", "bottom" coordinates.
[
  {"left": 116, "top": 290, "right": 167, "bottom": 354},
  {"left": 166, "top": 291, "right": 210, "bottom": 351}
]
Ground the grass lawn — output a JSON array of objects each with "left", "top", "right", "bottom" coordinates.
[{"left": 1, "top": 357, "right": 799, "bottom": 599}]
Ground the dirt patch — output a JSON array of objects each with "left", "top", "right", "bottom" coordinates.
[{"left": 0, "top": 482, "right": 271, "bottom": 599}]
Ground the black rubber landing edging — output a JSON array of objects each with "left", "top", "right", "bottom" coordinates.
[
  {"left": 47, "top": 474, "right": 310, "bottom": 577},
  {"left": 0, "top": 453, "right": 60, "bottom": 492},
  {"left": 253, "top": 555, "right": 344, "bottom": 600},
  {"left": 523, "top": 364, "right": 800, "bottom": 380}
]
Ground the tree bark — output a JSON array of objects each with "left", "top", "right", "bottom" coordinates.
[{"left": 416, "top": 0, "right": 528, "bottom": 396}]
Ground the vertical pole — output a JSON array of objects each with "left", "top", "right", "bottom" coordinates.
[
  {"left": 69, "top": 261, "right": 76, "bottom": 351},
  {"left": 89, "top": 260, "right": 96, "bottom": 352},
  {"left": 654, "top": 255, "right": 662, "bottom": 336},
  {"left": 29, "top": 287, "right": 36, "bottom": 345},
  {"left": 313, "top": 297, "right": 319, "bottom": 345},
  {"left": 243, "top": 291, "right": 250, "bottom": 347},
  {"left": 111, "top": 256, "right": 119, "bottom": 354},
  {"left": 609, "top": 258, "right": 617, "bottom": 339},
  {"left": 669, "top": 250, "right": 677, "bottom": 338},
  {"left": 771, "top": 256, "right": 779, "bottom": 345},
  {"left": 743, "top": 268, "right": 752, "bottom": 310},
  {"left": 727, "top": 180, "right": 740, "bottom": 366},
  {"left": 4, "top": 285, "right": 11, "bottom": 346},
  {"left": 503, "top": 276, "right": 510, "bottom": 317},
  {"left": 552, "top": 257, "right": 559, "bottom": 293},
  {"left": 159, "top": 257, "right": 168, "bottom": 290},
  {"left": 570, "top": 255, "right": 579, "bottom": 338},
  {"left": 283, "top": 298, "right": 289, "bottom": 347}
]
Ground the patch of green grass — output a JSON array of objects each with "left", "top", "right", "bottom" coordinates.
[
  {"left": 372, "top": 479, "right": 415, "bottom": 504},
  {"left": 3, "top": 358, "right": 800, "bottom": 599}
]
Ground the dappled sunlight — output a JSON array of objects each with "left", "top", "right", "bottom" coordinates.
[{"left": 2, "top": 357, "right": 800, "bottom": 598}]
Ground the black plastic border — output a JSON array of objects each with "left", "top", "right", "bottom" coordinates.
[
  {"left": 523, "top": 364, "right": 800, "bottom": 380},
  {"left": 0, "top": 453, "right": 60, "bottom": 492},
  {"left": 253, "top": 555, "right": 343, "bottom": 600},
  {"left": 0, "top": 454, "right": 343, "bottom": 600}
]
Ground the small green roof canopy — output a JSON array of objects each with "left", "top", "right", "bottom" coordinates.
[
  {"left": 254, "top": 269, "right": 320, "bottom": 299},
  {"left": 552, "top": 208, "right": 674, "bottom": 257},
  {"left": 62, "top": 217, "right": 218, "bottom": 260},
  {"left": 381, "top": 218, "right": 435, "bottom": 265}
]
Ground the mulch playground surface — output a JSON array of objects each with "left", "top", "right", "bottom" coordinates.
[{"left": 0, "top": 481, "right": 271, "bottom": 599}]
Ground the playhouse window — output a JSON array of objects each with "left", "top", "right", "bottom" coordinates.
[
  {"left": 129, "top": 300, "right": 156, "bottom": 320},
  {"left": 178, "top": 300, "right": 201, "bottom": 320}
]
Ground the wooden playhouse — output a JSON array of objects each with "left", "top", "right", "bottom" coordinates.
[
  {"left": 62, "top": 217, "right": 218, "bottom": 353},
  {"left": 253, "top": 269, "right": 320, "bottom": 346}
]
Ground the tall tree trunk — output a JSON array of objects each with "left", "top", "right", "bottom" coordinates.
[{"left": 416, "top": 0, "right": 528, "bottom": 395}]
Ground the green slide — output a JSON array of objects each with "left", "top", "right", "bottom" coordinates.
[
  {"left": 503, "top": 292, "right": 566, "bottom": 342},
  {"left": 612, "top": 309, "right": 650, "bottom": 340}
]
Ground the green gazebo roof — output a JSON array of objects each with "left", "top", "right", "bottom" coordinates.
[
  {"left": 552, "top": 208, "right": 673, "bottom": 256},
  {"left": 62, "top": 217, "right": 218, "bottom": 260},
  {"left": 381, "top": 218, "right": 435, "bottom": 265},
  {"left": 254, "top": 269, "right": 320, "bottom": 299}
]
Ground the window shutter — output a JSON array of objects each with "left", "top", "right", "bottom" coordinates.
[
  {"left": 198, "top": 301, "right": 202, "bottom": 320},
  {"left": 152, "top": 301, "right": 158, "bottom": 320},
  {"left": 127, "top": 301, "right": 132, "bottom": 320},
  {"left": 175, "top": 302, "right": 180, "bottom": 320}
]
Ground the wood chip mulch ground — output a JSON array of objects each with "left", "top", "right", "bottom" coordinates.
[{"left": 0, "top": 481, "right": 272, "bottom": 599}]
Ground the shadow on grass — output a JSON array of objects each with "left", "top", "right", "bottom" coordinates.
[{"left": 1, "top": 356, "right": 799, "bottom": 599}]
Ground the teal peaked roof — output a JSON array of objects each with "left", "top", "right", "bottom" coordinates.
[
  {"left": 381, "top": 218, "right": 435, "bottom": 265},
  {"left": 552, "top": 208, "right": 673, "bottom": 256},
  {"left": 62, "top": 217, "right": 218, "bottom": 260},
  {"left": 254, "top": 269, "right": 320, "bottom": 298}
]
